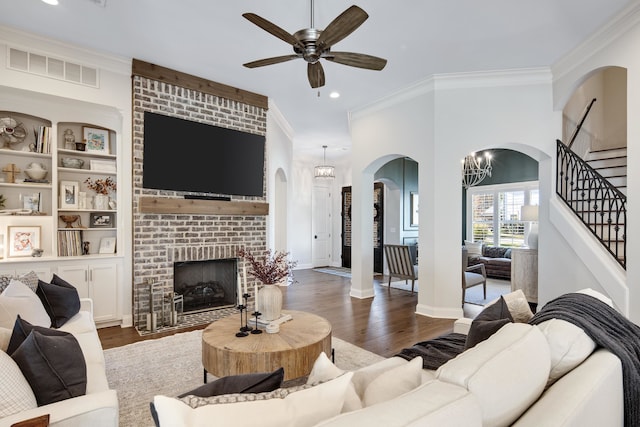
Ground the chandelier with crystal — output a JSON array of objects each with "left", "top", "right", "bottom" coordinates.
[
  {"left": 461, "top": 152, "right": 492, "bottom": 189},
  {"left": 314, "top": 145, "right": 335, "bottom": 179}
]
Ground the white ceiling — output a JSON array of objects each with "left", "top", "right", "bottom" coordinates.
[{"left": 0, "top": 0, "right": 633, "bottom": 161}]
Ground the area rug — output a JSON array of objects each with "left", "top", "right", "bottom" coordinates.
[
  {"left": 465, "top": 278, "right": 511, "bottom": 305},
  {"left": 313, "top": 266, "right": 352, "bottom": 278},
  {"left": 104, "top": 330, "right": 384, "bottom": 427}
]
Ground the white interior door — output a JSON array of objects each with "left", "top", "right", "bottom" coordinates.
[{"left": 312, "top": 185, "right": 331, "bottom": 267}]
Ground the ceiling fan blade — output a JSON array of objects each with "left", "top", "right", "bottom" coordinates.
[
  {"left": 325, "top": 52, "right": 387, "bottom": 70},
  {"left": 243, "top": 55, "right": 300, "bottom": 68},
  {"left": 307, "top": 62, "right": 325, "bottom": 88},
  {"left": 317, "top": 5, "right": 368, "bottom": 49},
  {"left": 242, "top": 13, "right": 304, "bottom": 49}
]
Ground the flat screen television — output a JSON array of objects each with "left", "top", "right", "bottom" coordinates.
[{"left": 142, "top": 111, "right": 265, "bottom": 197}]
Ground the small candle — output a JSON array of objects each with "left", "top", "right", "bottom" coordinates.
[
  {"left": 243, "top": 266, "right": 248, "bottom": 295},
  {"left": 254, "top": 284, "right": 259, "bottom": 312},
  {"left": 237, "top": 273, "right": 242, "bottom": 305}
]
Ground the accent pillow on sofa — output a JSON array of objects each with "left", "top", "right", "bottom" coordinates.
[
  {"left": 7, "top": 315, "right": 71, "bottom": 355},
  {"left": 0, "top": 279, "right": 51, "bottom": 329},
  {"left": 464, "top": 241, "right": 483, "bottom": 257},
  {"left": 307, "top": 352, "right": 362, "bottom": 412},
  {"left": 500, "top": 289, "right": 534, "bottom": 323},
  {"left": 535, "top": 318, "right": 596, "bottom": 387},
  {"left": 0, "top": 271, "right": 39, "bottom": 293},
  {"left": 362, "top": 356, "right": 423, "bottom": 407},
  {"left": 0, "top": 326, "right": 10, "bottom": 352},
  {"left": 11, "top": 330, "right": 87, "bottom": 406},
  {"left": 0, "top": 350, "right": 37, "bottom": 417},
  {"left": 36, "top": 277, "right": 81, "bottom": 328},
  {"left": 153, "top": 371, "right": 353, "bottom": 427},
  {"left": 465, "top": 297, "right": 513, "bottom": 349}
]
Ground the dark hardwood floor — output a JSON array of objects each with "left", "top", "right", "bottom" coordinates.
[{"left": 98, "top": 269, "right": 482, "bottom": 357}]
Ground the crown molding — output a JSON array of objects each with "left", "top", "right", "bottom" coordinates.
[{"left": 268, "top": 99, "right": 295, "bottom": 141}]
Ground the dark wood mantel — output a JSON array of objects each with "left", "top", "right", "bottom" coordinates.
[{"left": 139, "top": 196, "right": 269, "bottom": 216}]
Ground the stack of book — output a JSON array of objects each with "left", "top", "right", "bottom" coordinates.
[
  {"left": 33, "top": 125, "right": 51, "bottom": 154},
  {"left": 57, "top": 230, "right": 83, "bottom": 256}
]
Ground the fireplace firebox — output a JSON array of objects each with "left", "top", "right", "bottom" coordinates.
[{"left": 173, "top": 258, "right": 237, "bottom": 314}]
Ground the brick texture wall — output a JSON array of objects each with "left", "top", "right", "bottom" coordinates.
[{"left": 132, "top": 76, "right": 267, "bottom": 329}]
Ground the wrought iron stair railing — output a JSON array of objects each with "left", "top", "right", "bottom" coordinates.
[{"left": 556, "top": 140, "right": 626, "bottom": 269}]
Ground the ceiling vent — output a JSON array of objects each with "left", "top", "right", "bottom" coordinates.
[{"left": 8, "top": 47, "right": 99, "bottom": 88}]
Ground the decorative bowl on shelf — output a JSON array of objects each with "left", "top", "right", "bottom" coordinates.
[
  {"left": 24, "top": 162, "right": 48, "bottom": 180},
  {"left": 61, "top": 157, "right": 84, "bottom": 169},
  {"left": 60, "top": 214, "right": 80, "bottom": 228}
]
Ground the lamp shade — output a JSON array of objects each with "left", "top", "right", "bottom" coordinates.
[{"left": 521, "top": 205, "right": 539, "bottom": 222}]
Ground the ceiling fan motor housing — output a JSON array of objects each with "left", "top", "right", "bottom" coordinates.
[{"left": 293, "top": 28, "right": 325, "bottom": 63}]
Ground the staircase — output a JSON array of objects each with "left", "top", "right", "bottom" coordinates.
[{"left": 556, "top": 141, "right": 626, "bottom": 268}]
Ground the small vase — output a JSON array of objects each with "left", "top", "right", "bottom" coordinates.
[
  {"left": 258, "top": 285, "right": 283, "bottom": 321},
  {"left": 94, "top": 194, "right": 110, "bottom": 210}
]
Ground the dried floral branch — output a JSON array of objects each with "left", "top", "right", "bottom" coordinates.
[
  {"left": 238, "top": 247, "right": 297, "bottom": 285},
  {"left": 84, "top": 177, "right": 116, "bottom": 195}
]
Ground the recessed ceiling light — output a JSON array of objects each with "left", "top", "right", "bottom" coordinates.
[
  {"left": 329, "top": 91, "right": 340, "bottom": 99},
  {"left": 41, "top": 0, "right": 59, "bottom": 4}
]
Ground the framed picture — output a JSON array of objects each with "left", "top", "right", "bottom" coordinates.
[
  {"left": 90, "top": 212, "right": 114, "bottom": 228},
  {"left": 89, "top": 159, "right": 117, "bottom": 173},
  {"left": 98, "top": 237, "right": 116, "bottom": 254},
  {"left": 8, "top": 226, "right": 41, "bottom": 257},
  {"left": 410, "top": 192, "right": 419, "bottom": 226},
  {"left": 22, "top": 192, "right": 41, "bottom": 212},
  {"left": 60, "top": 181, "right": 79, "bottom": 209},
  {"left": 83, "top": 126, "right": 110, "bottom": 154}
]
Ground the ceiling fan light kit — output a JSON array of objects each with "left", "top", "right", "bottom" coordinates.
[{"left": 243, "top": 3, "right": 387, "bottom": 88}]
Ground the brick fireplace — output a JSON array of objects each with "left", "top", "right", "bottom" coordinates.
[{"left": 131, "top": 61, "right": 268, "bottom": 330}]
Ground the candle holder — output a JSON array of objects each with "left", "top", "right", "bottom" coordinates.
[
  {"left": 236, "top": 303, "right": 248, "bottom": 337},
  {"left": 251, "top": 311, "right": 263, "bottom": 334},
  {"left": 240, "top": 293, "right": 254, "bottom": 333}
]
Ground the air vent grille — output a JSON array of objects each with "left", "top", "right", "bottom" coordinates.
[{"left": 8, "top": 47, "right": 99, "bottom": 88}]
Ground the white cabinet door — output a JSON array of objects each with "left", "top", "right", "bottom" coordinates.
[
  {"left": 56, "top": 265, "right": 90, "bottom": 299},
  {"left": 56, "top": 263, "right": 117, "bottom": 322},
  {"left": 89, "top": 263, "right": 117, "bottom": 322}
]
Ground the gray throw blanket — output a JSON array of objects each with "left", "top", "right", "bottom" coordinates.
[
  {"left": 529, "top": 293, "right": 640, "bottom": 427},
  {"left": 395, "top": 332, "right": 467, "bottom": 370}
]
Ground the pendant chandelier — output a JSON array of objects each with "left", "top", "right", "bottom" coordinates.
[
  {"left": 314, "top": 145, "right": 335, "bottom": 179},
  {"left": 461, "top": 152, "right": 492, "bottom": 189}
]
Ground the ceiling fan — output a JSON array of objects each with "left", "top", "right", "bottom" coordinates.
[{"left": 242, "top": 2, "right": 387, "bottom": 88}]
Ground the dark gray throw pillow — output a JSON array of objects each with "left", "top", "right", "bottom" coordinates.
[
  {"left": 11, "top": 330, "right": 87, "bottom": 406},
  {"left": 6, "top": 315, "right": 69, "bottom": 355},
  {"left": 36, "top": 277, "right": 81, "bottom": 328},
  {"left": 149, "top": 368, "right": 285, "bottom": 427},
  {"left": 465, "top": 296, "right": 513, "bottom": 349}
]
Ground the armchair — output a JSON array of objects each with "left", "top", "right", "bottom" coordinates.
[
  {"left": 462, "top": 248, "right": 487, "bottom": 306},
  {"left": 384, "top": 244, "right": 418, "bottom": 294}
]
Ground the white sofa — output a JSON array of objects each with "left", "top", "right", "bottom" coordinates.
[
  {"left": 0, "top": 298, "right": 118, "bottom": 427},
  {"left": 153, "top": 289, "right": 625, "bottom": 427}
]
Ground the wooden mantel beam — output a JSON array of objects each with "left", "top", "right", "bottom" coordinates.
[{"left": 139, "top": 196, "right": 269, "bottom": 216}]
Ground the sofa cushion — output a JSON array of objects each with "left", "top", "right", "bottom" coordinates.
[
  {"left": 465, "top": 297, "right": 513, "bottom": 349},
  {"left": 482, "top": 246, "right": 508, "bottom": 258},
  {"left": 362, "top": 356, "right": 423, "bottom": 407},
  {"left": 535, "top": 318, "right": 596, "bottom": 387},
  {"left": 307, "top": 352, "right": 361, "bottom": 412},
  {"left": 11, "top": 330, "right": 87, "bottom": 406},
  {"left": 7, "top": 315, "right": 70, "bottom": 355},
  {"left": 153, "top": 372, "right": 353, "bottom": 427},
  {"left": 436, "top": 323, "right": 550, "bottom": 427},
  {"left": 0, "top": 279, "right": 51, "bottom": 329},
  {"left": 314, "top": 379, "right": 482, "bottom": 427},
  {"left": 36, "top": 278, "right": 81, "bottom": 328},
  {"left": 0, "top": 350, "right": 37, "bottom": 417},
  {"left": 464, "top": 241, "right": 483, "bottom": 257},
  {"left": 0, "top": 271, "right": 39, "bottom": 293}
]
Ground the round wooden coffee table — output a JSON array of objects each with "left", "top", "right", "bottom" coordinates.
[{"left": 202, "top": 310, "right": 332, "bottom": 381}]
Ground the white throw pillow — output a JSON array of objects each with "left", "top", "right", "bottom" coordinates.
[
  {"left": 501, "top": 289, "right": 534, "bottom": 323},
  {"left": 154, "top": 372, "right": 353, "bottom": 427},
  {"left": 0, "top": 279, "right": 51, "bottom": 329},
  {"left": 351, "top": 356, "right": 408, "bottom": 399},
  {"left": 464, "top": 241, "right": 483, "bottom": 257},
  {"left": 362, "top": 356, "right": 423, "bottom": 407},
  {"left": 576, "top": 288, "right": 614, "bottom": 307},
  {"left": 0, "top": 327, "right": 11, "bottom": 352},
  {"left": 306, "top": 352, "right": 362, "bottom": 412},
  {"left": 0, "top": 350, "right": 38, "bottom": 417},
  {"left": 536, "top": 318, "right": 596, "bottom": 387}
]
